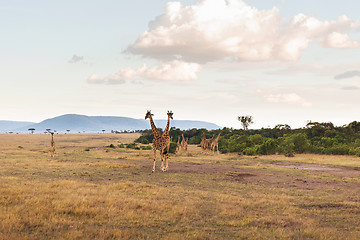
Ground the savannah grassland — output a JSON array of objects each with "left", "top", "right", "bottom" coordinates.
[{"left": 0, "top": 133, "right": 360, "bottom": 240}]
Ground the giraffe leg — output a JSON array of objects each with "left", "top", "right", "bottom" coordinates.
[
  {"left": 160, "top": 153, "right": 165, "bottom": 172},
  {"left": 152, "top": 149, "right": 156, "bottom": 173},
  {"left": 164, "top": 152, "right": 169, "bottom": 172}
]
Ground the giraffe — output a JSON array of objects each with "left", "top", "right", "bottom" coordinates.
[
  {"left": 145, "top": 111, "right": 168, "bottom": 172},
  {"left": 162, "top": 111, "right": 173, "bottom": 150},
  {"left": 162, "top": 110, "right": 173, "bottom": 171},
  {"left": 211, "top": 132, "right": 221, "bottom": 153},
  {"left": 200, "top": 132, "right": 207, "bottom": 151},
  {"left": 181, "top": 133, "right": 188, "bottom": 151},
  {"left": 201, "top": 133, "right": 214, "bottom": 151},
  {"left": 176, "top": 137, "right": 181, "bottom": 152},
  {"left": 49, "top": 132, "right": 55, "bottom": 158}
]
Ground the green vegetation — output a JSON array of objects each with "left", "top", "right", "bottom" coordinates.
[
  {"left": 169, "top": 142, "right": 177, "bottom": 154},
  {"left": 136, "top": 121, "right": 360, "bottom": 157}
]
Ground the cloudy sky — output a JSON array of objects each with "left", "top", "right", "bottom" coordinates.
[{"left": 1, "top": 0, "right": 360, "bottom": 129}]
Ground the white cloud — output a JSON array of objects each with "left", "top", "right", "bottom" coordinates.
[
  {"left": 127, "top": 0, "right": 359, "bottom": 63},
  {"left": 87, "top": 60, "right": 201, "bottom": 84},
  {"left": 321, "top": 32, "right": 359, "bottom": 48},
  {"left": 263, "top": 93, "right": 312, "bottom": 107}
]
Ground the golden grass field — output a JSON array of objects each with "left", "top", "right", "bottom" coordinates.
[{"left": 1, "top": 133, "right": 360, "bottom": 239}]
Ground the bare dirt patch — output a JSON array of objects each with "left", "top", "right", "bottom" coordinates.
[{"left": 267, "top": 163, "right": 339, "bottom": 171}]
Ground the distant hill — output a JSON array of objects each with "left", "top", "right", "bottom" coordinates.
[
  {"left": 10, "top": 114, "right": 220, "bottom": 133},
  {"left": 0, "top": 120, "right": 35, "bottom": 132}
]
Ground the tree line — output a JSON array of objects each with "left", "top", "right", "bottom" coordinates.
[{"left": 135, "top": 120, "right": 360, "bottom": 157}]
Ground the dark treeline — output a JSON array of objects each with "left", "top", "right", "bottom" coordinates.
[{"left": 135, "top": 121, "right": 360, "bottom": 157}]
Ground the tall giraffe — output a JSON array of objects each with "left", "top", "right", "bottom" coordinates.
[
  {"left": 162, "top": 111, "right": 173, "bottom": 149},
  {"left": 200, "top": 132, "right": 206, "bottom": 151},
  {"left": 176, "top": 137, "right": 181, "bottom": 152},
  {"left": 162, "top": 110, "right": 173, "bottom": 171},
  {"left": 202, "top": 134, "right": 214, "bottom": 151},
  {"left": 145, "top": 111, "right": 168, "bottom": 172},
  {"left": 211, "top": 133, "right": 221, "bottom": 153},
  {"left": 50, "top": 132, "right": 55, "bottom": 158},
  {"left": 181, "top": 133, "right": 188, "bottom": 151}
]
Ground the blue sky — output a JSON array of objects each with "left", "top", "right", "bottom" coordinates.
[{"left": 1, "top": 0, "right": 360, "bottom": 129}]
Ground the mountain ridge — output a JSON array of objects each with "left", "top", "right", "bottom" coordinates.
[{"left": 1, "top": 114, "right": 221, "bottom": 133}]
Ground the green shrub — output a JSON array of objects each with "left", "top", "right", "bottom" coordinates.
[
  {"left": 84, "top": 148, "right": 90, "bottom": 151},
  {"left": 292, "top": 133, "right": 310, "bottom": 153},
  {"left": 141, "top": 145, "right": 152, "bottom": 150},
  {"left": 126, "top": 143, "right": 138, "bottom": 149},
  {"left": 324, "top": 144, "right": 350, "bottom": 155},
  {"left": 169, "top": 142, "right": 177, "bottom": 154},
  {"left": 118, "top": 143, "right": 125, "bottom": 148},
  {"left": 349, "top": 147, "right": 360, "bottom": 157},
  {"left": 227, "top": 135, "right": 252, "bottom": 153},
  {"left": 248, "top": 134, "right": 264, "bottom": 145},
  {"left": 320, "top": 137, "right": 337, "bottom": 147},
  {"left": 243, "top": 146, "right": 258, "bottom": 155},
  {"left": 135, "top": 135, "right": 153, "bottom": 144},
  {"left": 108, "top": 144, "right": 116, "bottom": 148},
  {"left": 139, "top": 137, "right": 150, "bottom": 144},
  {"left": 258, "top": 139, "right": 278, "bottom": 155}
]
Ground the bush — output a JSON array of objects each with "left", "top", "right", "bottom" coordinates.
[
  {"left": 320, "top": 137, "right": 337, "bottom": 147},
  {"left": 118, "top": 143, "right": 125, "bottom": 148},
  {"left": 349, "top": 147, "right": 360, "bottom": 157},
  {"left": 243, "top": 146, "right": 259, "bottom": 155},
  {"left": 248, "top": 134, "right": 264, "bottom": 145},
  {"left": 227, "top": 135, "right": 252, "bottom": 153},
  {"left": 108, "top": 144, "right": 116, "bottom": 148},
  {"left": 324, "top": 144, "right": 350, "bottom": 155},
  {"left": 141, "top": 145, "right": 152, "bottom": 150},
  {"left": 135, "top": 134, "right": 153, "bottom": 144},
  {"left": 169, "top": 142, "right": 177, "bottom": 154},
  {"left": 258, "top": 139, "right": 278, "bottom": 155},
  {"left": 292, "top": 133, "right": 310, "bottom": 153},
  {"left": 126, "top": 143, "right": 138, "bottom": 149}
]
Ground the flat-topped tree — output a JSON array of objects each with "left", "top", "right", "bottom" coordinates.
[{"left": 28, "top": 128, "right": 35, "bottom": 134}]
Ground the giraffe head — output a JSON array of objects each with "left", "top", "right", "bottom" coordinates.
[
  {"left": 145, "top": 110, "right": 154, "bottom": 120},
  {"left": 167, "top": 110, "right": 173, "bottom": 120}
]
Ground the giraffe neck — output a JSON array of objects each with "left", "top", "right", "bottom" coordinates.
[
  {"left": 149, "top": 116, "right": 160, "bottom": 138},
  {"left": 216, "top": 133, "right": 220, "bottom": 141},
  {"left": 163, "top": 116, "right": 171, "bottom": 137}
]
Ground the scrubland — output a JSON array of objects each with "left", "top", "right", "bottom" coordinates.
[{"left": 1, "top": 133, "right": 360, "bottom": 239}]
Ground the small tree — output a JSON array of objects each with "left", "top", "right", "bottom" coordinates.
[
  {"left": 238, "top": 116, "right": 254, "bottom": 130},
  {"left": 28, "top": 128, "right": 35, "bottom": 134}
]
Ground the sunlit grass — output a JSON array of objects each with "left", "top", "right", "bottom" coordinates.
[{"left": 1, "top": 133, "right": 360, "bottom": 239}]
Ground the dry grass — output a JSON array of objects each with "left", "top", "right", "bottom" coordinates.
[{"left": 1, "top": 133, "right": 360, "bottom": 239}]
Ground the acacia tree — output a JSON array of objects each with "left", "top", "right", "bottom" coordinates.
[
  {"left": 238, "top": 116, "right": 254, "bottom": 130},
  {"left": 28, "top": 128, "right": 35, "bottom": 134}
]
